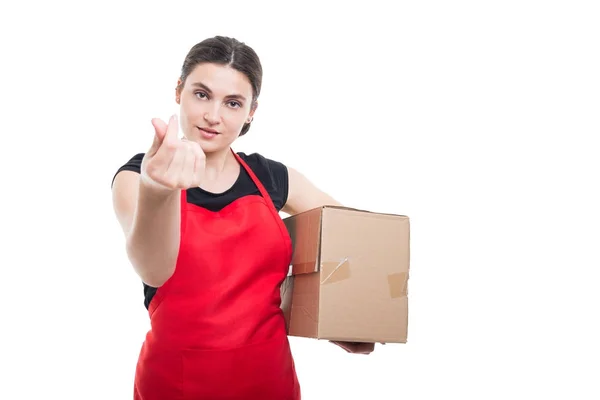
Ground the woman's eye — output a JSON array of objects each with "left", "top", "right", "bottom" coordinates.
[
  {"left": 195, "top": 92, "right": 207, "bottom": 99},
  {"left": 228, "top": 101, "right": 241, "bottom": 108}
]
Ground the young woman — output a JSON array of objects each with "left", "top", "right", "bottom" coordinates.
[{"left": 111, "top": 36, "right": 374, "bottom": 400}]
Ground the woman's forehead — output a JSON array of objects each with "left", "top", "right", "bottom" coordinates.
[{"left": 186, "top": 63, "right": 252, "bottom": 97}]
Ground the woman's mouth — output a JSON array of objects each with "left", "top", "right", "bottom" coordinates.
[{"left": 197, "top": 127, "right": 220, "bottom": 139}]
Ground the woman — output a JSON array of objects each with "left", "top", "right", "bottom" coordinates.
[{"left": 111, "top": 36, "right": 374, "bottom": 400}]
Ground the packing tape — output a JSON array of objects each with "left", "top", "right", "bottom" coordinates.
[
  {"left": 320, "top": 257, "right": 351, "bottom": 284},
  {"left": 387, "top": 272, "right": 408, "bottom": 298}
]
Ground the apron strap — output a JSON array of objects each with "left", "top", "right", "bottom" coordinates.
[{"left": 231, "top": 148, "right": 279, "bottom": 212}]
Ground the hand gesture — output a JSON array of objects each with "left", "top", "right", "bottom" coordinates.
[{"left": 140, "top": 115, "right": 206, "bottom": 195}]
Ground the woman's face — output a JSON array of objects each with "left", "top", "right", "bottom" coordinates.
[{"left": 176, "top": 62, "right": 256, "bottom": 153}]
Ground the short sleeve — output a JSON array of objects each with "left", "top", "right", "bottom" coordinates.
[
  {"left": 264, "top": 158, "right": 289, "bottom": 209},
  {"left": 111, "top": 153, "right": 145, "bottom": 188},
  {"left": 236, "top": 152, "right": 289, "bottom": 210}
]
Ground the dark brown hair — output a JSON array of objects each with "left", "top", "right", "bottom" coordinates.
[{"left": 177, "top": 36, "right": 263, "bottom": 136}]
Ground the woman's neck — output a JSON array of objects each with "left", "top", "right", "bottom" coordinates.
[{"left": 203, "top": 147, "right": 237, "bottom": 181}]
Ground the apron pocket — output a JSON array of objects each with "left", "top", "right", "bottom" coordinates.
[{"left": 181, "top": 335, "right": 296, "bottom": 400}]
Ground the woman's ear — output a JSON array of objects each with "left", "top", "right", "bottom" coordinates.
[{"left": 247, "top": 101, "right": 258, "bottom": 122}]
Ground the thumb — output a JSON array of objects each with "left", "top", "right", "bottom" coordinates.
[{"left": 148, "top": 118, "right": 168, "bottom": 155}]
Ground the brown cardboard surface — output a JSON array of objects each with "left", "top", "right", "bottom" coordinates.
[
  {"left": 285, "top": 208, "right": 322, "bottom": 274},
  {"left": 281, "top": 206, "right": 410, "bottom": 344}
]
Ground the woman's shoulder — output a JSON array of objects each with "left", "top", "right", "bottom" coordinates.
[
  {"left": 111, "top": 153, "right": 145, "bottom": 188},
  {"left": 237, "top": 152, "right": 289, "bottom": 207}
]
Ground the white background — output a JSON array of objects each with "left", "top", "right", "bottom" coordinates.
[{"left": 1, "top": 1, "right": 599, "bottom": 399}]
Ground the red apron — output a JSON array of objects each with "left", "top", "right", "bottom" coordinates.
[{"left": 133, "top": 149, "right": 301, "bottom": 400}]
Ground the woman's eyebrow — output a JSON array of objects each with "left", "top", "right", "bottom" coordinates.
[{"left": 191, "top": 82, "right": 247, "bottom": 102}]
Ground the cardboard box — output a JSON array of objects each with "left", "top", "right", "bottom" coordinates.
[{"left": 280, "top": 206, "right": 410, "bottom": 344}]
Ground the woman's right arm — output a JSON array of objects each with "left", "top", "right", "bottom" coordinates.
[
  {"left": 112, "top": 171, "right": 181, "bottom": 287},
  {"left": 111, "top": 115, "right": 206, "bottom": 287}
]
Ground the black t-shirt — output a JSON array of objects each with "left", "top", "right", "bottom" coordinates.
[{"left": 111, "top": 152, "right": 289, "bottom": 309}]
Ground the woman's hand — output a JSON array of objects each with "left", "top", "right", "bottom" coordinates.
[
  {"left": 330, "top": 341, "right": 376, "bottom": 355},
  {"left": 140, "top": 115, "right": 206, "bottom": 196}
]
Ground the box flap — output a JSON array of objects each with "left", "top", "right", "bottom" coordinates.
[{"left": 283, "top": 207, "right": 323, "bottom": 275}]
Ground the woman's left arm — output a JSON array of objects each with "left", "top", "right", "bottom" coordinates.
[
  {"left": 282, "top": 167, "right": 342, "bottom": 215},
  {"left": 282, "top": 166, "right": 376, "bottom": 355}
]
